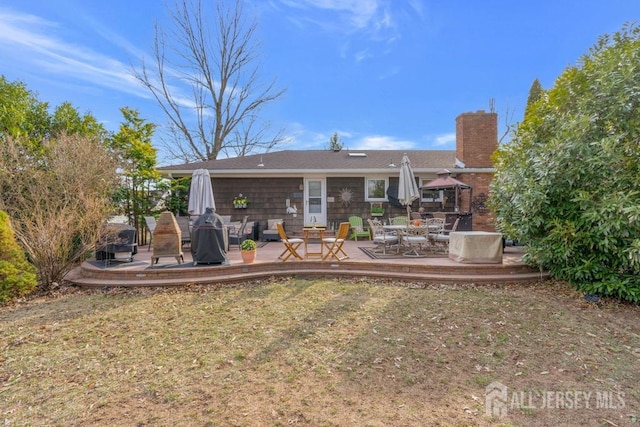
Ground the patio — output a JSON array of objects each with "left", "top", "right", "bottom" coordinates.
[{"left": 67, "top": 240, "right": 547, "bottom": 288}]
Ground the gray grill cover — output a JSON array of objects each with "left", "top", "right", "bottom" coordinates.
[{"left": 191, "top": 208, "right": 228, "bottom": 265}]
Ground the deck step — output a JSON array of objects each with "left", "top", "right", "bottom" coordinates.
[{"left": 70, "top": 261, "right": 548, "bottom": 288}]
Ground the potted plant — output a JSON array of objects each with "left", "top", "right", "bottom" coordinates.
[
  {"left": 233, "top": 194, "right": 249, "bottom": 209},
  {"left": 240, "top": 238, "right": 257, "bottom": 263},
  {"left": 370, "top": 202, "right": 385, "bottom": 217}
]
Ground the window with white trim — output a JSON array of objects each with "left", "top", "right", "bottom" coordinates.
[
  {"left": 365, "top": 177, "right": 388, "bottom": 201},
  {"left": 420, "top": 178, "right": 443, "bottom": 202}
]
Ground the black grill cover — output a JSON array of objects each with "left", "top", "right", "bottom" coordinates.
[
  {"left": 96, "top": 224, "right": 138, "bottom": 261},
  {"left": 191, "top": 208, "right": 228, "bottom": 265}
]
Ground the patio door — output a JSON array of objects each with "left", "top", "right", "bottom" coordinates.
[{"left": 304, "top": 178, "right": 326, "bottom": 227}]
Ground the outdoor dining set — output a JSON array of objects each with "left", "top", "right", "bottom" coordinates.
[
  {"left": 272, "top": 215, "right": 460, "bottom": 262},
  {"left": 367, "top": 216, "right": 457, "bottom": 257},
  {"left": 276, "top": 222, "right": 351, "bottom": 262}
]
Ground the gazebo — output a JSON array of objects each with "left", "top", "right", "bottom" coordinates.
[{"left": 420, "top": 169, "right": 472, "bottom": 213}]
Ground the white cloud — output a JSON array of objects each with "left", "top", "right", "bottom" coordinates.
[
  {"left": 433, "top": 132, "right": 456, "bottom": 147},
  {"left": 273, "top": 0, "right": 401, "bottom": 61},
  {"left": 278, "top": 122, "right": 324, "bottom": 149},
  {"left": 280, "top": 123, "right": 411, "bottom": 151},
  {"left": 277, "top": 0, "right": 381, "bottom": 31},
  {"left": 354, "top": 48, "right": 371, "bottom": 62},
  {"left": 351, "top": 135, "right": 415, "bottom": 150},
  {"left": 407, "top": 0, "right": 425, "bottom": 20},
  {"left": 0, "top": 8, "right": 149, "bottom": 99},
  {"left": 377, "top": 66, "right": 400, "bottom": 79}
]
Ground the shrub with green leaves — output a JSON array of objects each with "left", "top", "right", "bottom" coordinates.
[
  {"left": 241, "top": 239, "right": 257, "bottom": 251},
  {"left": 490, "top": 23, "right": 640, "bottom": 302},
  {"left": 0, "top": 211, "right": 37, "bottom": 302}
]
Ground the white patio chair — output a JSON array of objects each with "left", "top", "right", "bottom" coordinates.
[
  {"left": 430, "top": 218, "right": 459, "bottom": 252},
  {"left": 400, "top": 224, "right": 429, "bottom": 257},
  {"left": 391, "top": 216, "right": 408, "bottom": 225},
  {"left": 367, "top": 219, "right": 399, "bottom": 255}
]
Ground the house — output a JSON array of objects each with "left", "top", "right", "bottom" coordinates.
[{"left": 159, "top": 110, "right": 498, "bottom": 234}]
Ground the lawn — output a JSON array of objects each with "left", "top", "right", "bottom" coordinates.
[{"left": 1, "top": 278, "right": 639, "bottom": 426}]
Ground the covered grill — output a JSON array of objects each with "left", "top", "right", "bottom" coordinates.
[
  {"left": 96, "top": 223, "right": 138, "bottom": 262},
  {"left": 191, "top": 207, "right": 229, "bottom": 265}
]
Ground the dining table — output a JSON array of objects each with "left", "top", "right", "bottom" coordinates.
[{"left": 382, "top": 224, "right": 407, "bottom": 243}]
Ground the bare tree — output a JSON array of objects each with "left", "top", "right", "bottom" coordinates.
[
  {"left": 489, "top": 98, "right": 515, "bottom": 144},
  {"left": 0, "top": 134, "right": 121, "bottom": 288},
  {"left": 134, "top": 0, "right": 286, "bottom": 162},
  {"left": 225, "top": 113, "right": 286, "bottom": 158},
  {"left": 498, "top": 107, "right": 515, "bottom": 143}
]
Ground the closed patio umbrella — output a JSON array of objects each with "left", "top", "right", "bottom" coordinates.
[
  {"left": 188, "top": 169, "right": 216, "bottom": 215},
  {"left": 397, "top": 154, "right": 420, "bottom": 221}
]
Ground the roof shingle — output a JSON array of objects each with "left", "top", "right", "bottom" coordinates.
[{"left": 159, "top": 149, "right": 457, "bottom": 176}]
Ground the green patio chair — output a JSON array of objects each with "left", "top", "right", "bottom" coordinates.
[
  {"left": 391, "top": 216, "right": 408, "bottom": 225},
  {"left": 348, "top": 216, "right": 370, "bottom": 241}
]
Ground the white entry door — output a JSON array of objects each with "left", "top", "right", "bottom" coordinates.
[{"left": 304, "top": 178, "right": 326, "bottom": 227}]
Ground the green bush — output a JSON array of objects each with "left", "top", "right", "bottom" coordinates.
[
  {"left": 490, "top": 23, "right": 640, "bottom": 303},
  {"left": 0, "top": 211, "right": 37, "bottom": 302}
]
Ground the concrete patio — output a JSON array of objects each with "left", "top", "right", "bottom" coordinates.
[{"left": 67, "top": 239, "right": 548, "bottom": 288}]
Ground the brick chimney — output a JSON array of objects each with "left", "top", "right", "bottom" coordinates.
[{"left": 455, "top": 110, "right": 497, "bottom": 168}]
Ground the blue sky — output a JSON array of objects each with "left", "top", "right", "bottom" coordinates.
[{"left": 1, "top": 0, "right": 638, "bottom": 163}]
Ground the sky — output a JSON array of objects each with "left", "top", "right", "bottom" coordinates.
[{"left": 1, "top": 0, "right": 639, "bottom": 164}]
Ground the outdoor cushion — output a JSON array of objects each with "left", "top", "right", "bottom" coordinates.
[
  {"left": 262, "top": 219, "right": 283, "bottom": 241},
  {"left": 245, "top": 224, "right": 253, "bottom": 235},
  {"left": 268, "top": 219, "right": 283, "bottom": 230},
  {"left": 348, "top": 216, "right": 370, "bottom": 241}
]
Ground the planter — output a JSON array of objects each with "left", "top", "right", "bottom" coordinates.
[{"left": 241, "top": 249, "right": 256, "bottom": 263}]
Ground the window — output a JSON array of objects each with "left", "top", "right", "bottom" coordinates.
[
  {"left": 421, "top": 188, "right": 443, "bottom": 202},
  {"left": 365, "top": 177, "right": 388, "bottom": 201},
  {"left": 420, "top": 178, "right": 443, "bottom": 202}
]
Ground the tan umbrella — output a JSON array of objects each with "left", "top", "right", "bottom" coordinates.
[
  {"left": 397, "top": 154, "right": 420, "bottom": 221},
  {"left": 188, "top": 169, "right": 216, "bottom": 215}
]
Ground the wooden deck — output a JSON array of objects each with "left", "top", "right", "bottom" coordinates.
[{"left": 67, "top": 240, "right": 548, "bottom": 288}]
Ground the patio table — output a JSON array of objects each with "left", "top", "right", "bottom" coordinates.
[
  {"left": 383, "top": 224, "right": 407, "bottom": 232},
  {"left": 382, "top": 224, "right": 406, "bottom": 241},
  {"left": 303, "top": 227, "right": 326, "bottom": 258}
]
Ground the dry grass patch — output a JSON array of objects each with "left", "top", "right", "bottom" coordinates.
[{"left": 1, "top": 279, "right": 639, "bottom": 426}]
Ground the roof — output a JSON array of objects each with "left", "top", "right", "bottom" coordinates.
[
  {"left": 420, "top": 169, "right": 472, "bottom": 189},
  {"left": 159, "top": 149, "right": 470, "bottom": 178}
]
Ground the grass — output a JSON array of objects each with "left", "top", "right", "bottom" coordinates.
[{"left": 1, "top": 278, "right": 639, "bottom": 426}]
